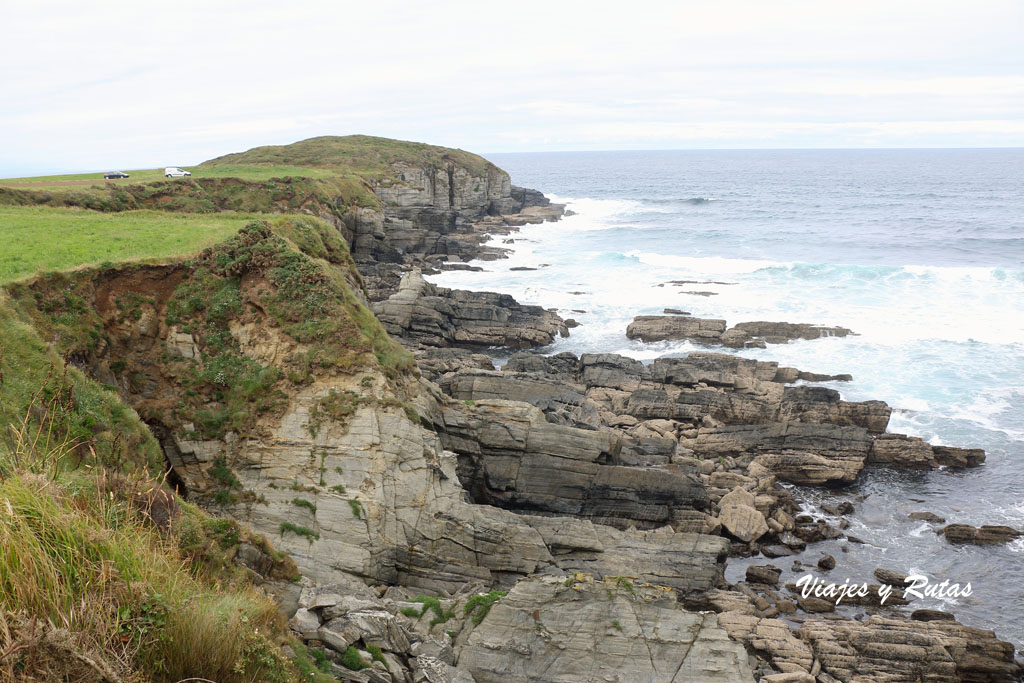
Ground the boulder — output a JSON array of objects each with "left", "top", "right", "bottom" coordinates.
[
  {"left": 745, "top": 564, "right": 782, "bottom": 585},
  {"left": 718, "top": 504, "right": 769, "bottom": 543}
]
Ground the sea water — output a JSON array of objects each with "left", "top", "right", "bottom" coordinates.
[{"left": 428, "top": 149, "right": 1024, "bottom": 645}]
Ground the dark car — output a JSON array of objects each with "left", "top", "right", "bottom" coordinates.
[{"left": 104, "top": 171, "right": 130, "bottom": 179}]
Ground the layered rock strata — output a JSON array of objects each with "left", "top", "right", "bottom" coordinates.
[
  {"left": 626, "top": 315, "right": 853, "bottom": 348},
  {"left": 373, "top": 270, "right": 567, "bottom": 350}
]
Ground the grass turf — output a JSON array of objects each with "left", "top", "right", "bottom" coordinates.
[{"left": 0, "top": 205, "right": 253, "bottom": 283}]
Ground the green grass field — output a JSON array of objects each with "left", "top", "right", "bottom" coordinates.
[
  {"left": 0, "top": 164, "right": 340, "bottom": 190},
  {"left": 0, "top": 206, "right": 253, "bottom": 283}
]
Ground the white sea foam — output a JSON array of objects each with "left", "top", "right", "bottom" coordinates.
[
  {"left": 544, "top": 195, "right": 642, "bottom": 230},
  {"left": 909, "top": 523, "right": 934, "bottom": 538},
  {"left": 625, "top": 250, "right": 789, "bottom": 275}
]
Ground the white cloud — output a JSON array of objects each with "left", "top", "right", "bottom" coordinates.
[{"left": 1, "top": 0, "right": 1022, "bottom": 175}]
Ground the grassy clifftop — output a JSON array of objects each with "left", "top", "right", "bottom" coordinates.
[
  {"left": 0, "top": 206, "right": 254, "bottom": 283},
  {"left": 0, "top": 207, "right": 413, "bottom": 680},
  {"left": 1, "top": 134, "right": 505, "bottom": 215},
  {"left": 202, "top": 134, "right": 500, "bottom": 179}
]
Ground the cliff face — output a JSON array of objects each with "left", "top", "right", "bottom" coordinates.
[
  {"left": 9, "top": 218, "right": 725, "bottom": 600},
  {"left": 351, "top": 175, "right": 560, "bottom": 305},
  {"left": 195, "top": 134, "right": 559, "bottom": 276},
  {"left": 7, "top": 137, "right": 1018, "bottom": 682}
]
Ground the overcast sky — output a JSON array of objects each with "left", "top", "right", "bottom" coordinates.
[{"left": 2, "top": 0, "right": 1022, "bottom": 176}]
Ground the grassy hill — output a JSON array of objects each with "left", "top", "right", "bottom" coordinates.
[
  {"left": 0, "top": 136, "right": 503, "bottom": 214},
  {"left": 202, "top": 134, "right": 498, "bottom": 178}
]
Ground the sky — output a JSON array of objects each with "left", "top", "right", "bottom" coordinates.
[{"left": 1, "top": 0, "right": 1022, "bottom": 176}]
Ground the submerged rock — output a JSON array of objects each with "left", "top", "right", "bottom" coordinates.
[
  {"left": 625, "top": 314, "right": 852, "bottom": 348},
  {"left": 942, "top": 523, "right": 1022, "bottom": 545}
]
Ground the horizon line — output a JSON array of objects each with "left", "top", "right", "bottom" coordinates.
[{"left": 4, "top": 145, "right": 1024, "bottom": 180}]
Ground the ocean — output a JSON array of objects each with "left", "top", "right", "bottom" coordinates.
[{"left": 428, "top": 148, "right": 1024, "bottom": 645}]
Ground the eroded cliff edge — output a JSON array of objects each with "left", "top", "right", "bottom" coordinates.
[{"left": 6, "top": 137, "right": 1020, "bottom": 682}]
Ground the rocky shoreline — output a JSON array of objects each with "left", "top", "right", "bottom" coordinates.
[
  {"left": 278, "top": 160, "right": 1017, "bottom": 681},
  {"left": 29, "top": 146, "right": 1017, "bottom": 681}
]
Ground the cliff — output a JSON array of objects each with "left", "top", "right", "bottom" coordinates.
[{"left": 1, "top": 136, "right": 1018, "bottom": 682}]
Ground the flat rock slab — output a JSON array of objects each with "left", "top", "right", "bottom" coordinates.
[
  {"left": 459, "top": 574, "right": 755, "bottom": 682},
  {"left": 625, "top": 315, "right": 851, "bottom": 349}
]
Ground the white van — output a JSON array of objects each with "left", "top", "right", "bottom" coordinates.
[{"left": 164, "top": 167, "right": 192, "bottom": 178}]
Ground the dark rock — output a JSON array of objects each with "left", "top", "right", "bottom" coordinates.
[
  {"left": 868, "top": 433, "right": 938, "bottom": 469},
  {"left": 943, "top": 523, "right": 1022, "bottom": 545},
  {"left": 911, "top": 609, "right": 956, "bottom": 622},
  {"left": 443, "top": 402, "right": 710, "bottom": 531},
  {"left": 873, "top": 568, "right": 908, "bottom": 586},
  {"left": 797, "top": 596, "right": 836, "bottom": 613},
  {"left": 625, "top": 315, "right": 727, "bottom": 343},
  {"left": 817, "top": 555, "right": 836, "bottom": 571},
  {"left": 580, "top": 353, "right": 647, "bottom": 392},
  {"left": 746, "top": 564, "right": 782, "bottom": 586},
  {"left": 933, "top": 445, "right": 986, "bottom": 468},
  {"left": 908, "top": 511, "right": 946, "bottom": 524},
  {"left": 720, "top": 321, "right": 853, "bottom": 348},
  {"left": 373, "top": 270, "right": 565, "bottom": 349}
]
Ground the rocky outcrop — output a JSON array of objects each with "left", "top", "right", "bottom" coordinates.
[
  {"left": 413, "top": 347, "right": 496, "bottom": 381},
  {"left": 436, "top": 353, "right": 878, "bottom": 438},
  {"left": 626, "top": 315, "right": 727, "bottom": 343},
  {"left": 719, "top": 612, "right": 1021, "bottom": 682},
  {"left": 427, "top": 351, "right": 981, "bottom": 488},
  {"left": 458, "top": 574, "right": 755, "bottom": 682},
  {"left": 800, "top": 615, "right": 1021, "bottom": 682},
  {"left": 350, "top": 154, "right": 564, "bottom": 302},
  {"left": 684, "top": 422, "right": 873, "bottom": 486},
  {"left": 721, "top": 321, "right": 853, "bottom": 348},
  {"left": 438, "top": 369, "right": 599, "bottom": 429},
  {"left": 942, "top": 524, "right": 1021, "bottom": 545},
  {"left": 869, "top": 433, "right": 986, "bottom": 470},
  {"left": 438, "top": 400, "right": 711, "bottom": 535},
  {"left": 352, "top": 160, "right": 562, "bottom": 266},
  {"left": 372, "top": 270, "right": 567, "bottom": 349},
  {"left": 626, "top": 315, "right": 852, "bottom": 348},
  {"left": 226, "top": 383, "right": 729, "bottom": 600}
]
